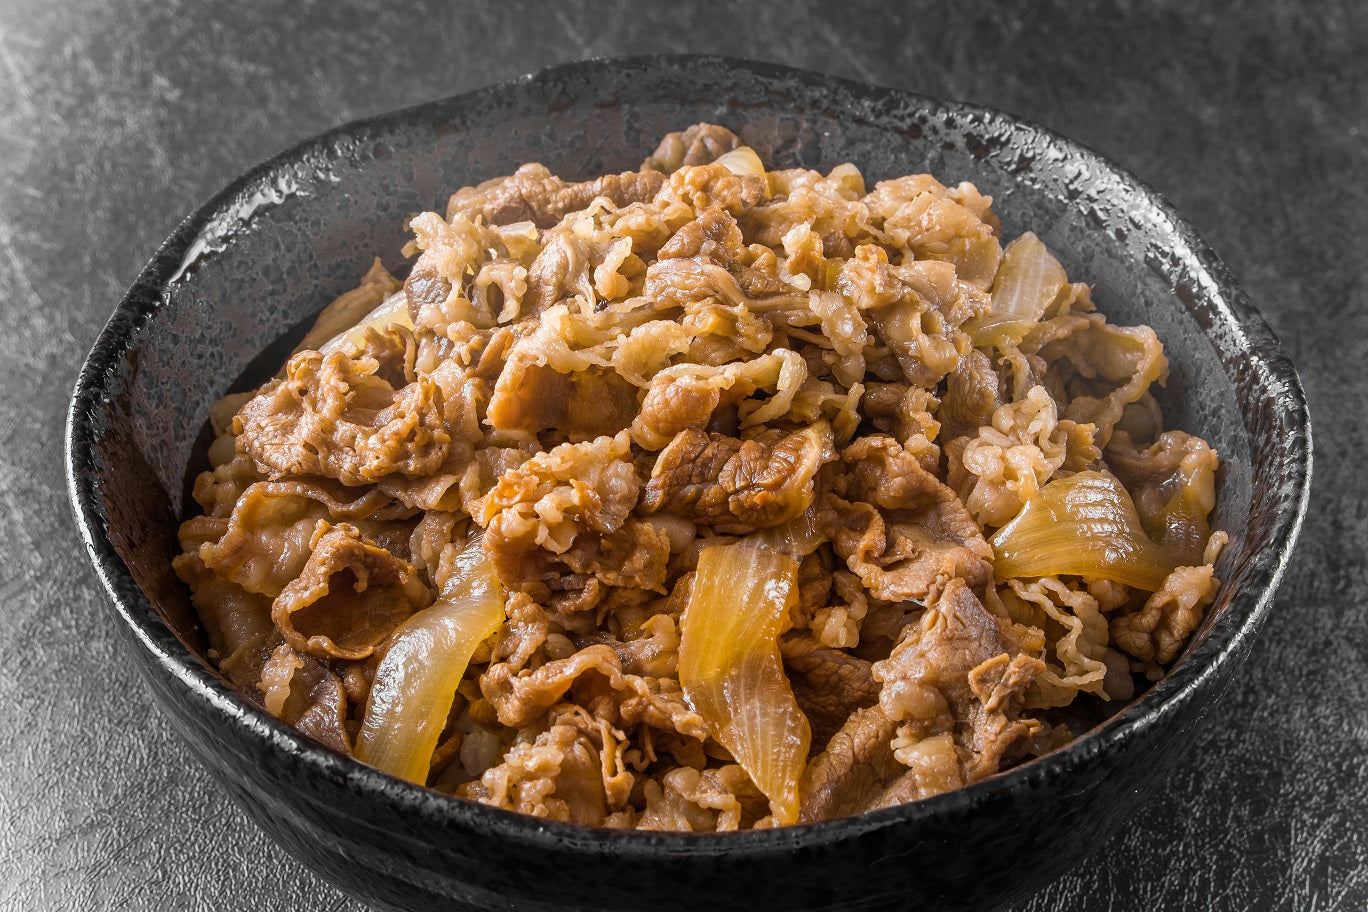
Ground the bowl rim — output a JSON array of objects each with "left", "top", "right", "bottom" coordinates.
[{"left": 66, "top": 53, "right": 1312, "bottom": 856}]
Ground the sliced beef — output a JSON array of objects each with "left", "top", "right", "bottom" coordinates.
[
  {"left": 259, "top": 642, "right": 353, "bottom": 755},
  {"left": 781, "top": 636, "right": 880, "bottom": 749},
  {"left": 644, "top": 256, "right": 784, "bottom": 310},
  {"left": 638, "top": 765, "right": 768, "bottom": 832},
  {"left": 940, "top": 348, "right": 1006, "bottom": 439},
  {"left": 447, "top": 163, "right": 664, "bottom": 229},
  {"left": 797, "top": 705, "right": 904, "bottom": 822},
  {"left": 1036, "top": 314, "right": 1168, "bottom": 447},
  {"left": 483, "top": 643, "right": 620, "bottom": 727},
  {"left": 631, "top": 373, "right": 732, "bottom": 450},
  {"left": 639, "top": 423, "right": 834, "bottom": 534},
  {"left": 825, "top": 436, "right": 993, "bottom": 603},
  {"left": 237, "top": 349, "right": 449, "bottom": 486},
  {"left": 859, "top": 383, "right": 941, "bottom": 458},
  {"left": 640, "top": 123, "right": 743, "bottom": 173},
  {"left": 1111, "top": 563, "right": 1218, "bottom": 666},
  {"left": 521, "top": 225, "right": 594, "bottom": 314},
  {"left": 629, "top": 351, "right": 797, "bottom": 450},
  {"left": 872, "top": 579, "right": 1045, "bottom": 784},
  {"left": 271, "top": 521, "right": 431, "bottom": 661},
  {"left": 487, "top": 354, "right": 641, "bottom": 439},
  {"left": 459, "top": 705, "right": 634, "bottom": 827},
  {"left": 654, "top": 163, "right": 767, "bottom": 216},
  {"left": 834, "top": 246, "right": 990, "bottom": 387},
  {"left": 478, "top": 432, "right": 640, "bottom": 557},
  {"left": 403, "top": 260, "right": 453, "bottom": 322},
  {"left": 481, "top": 641, "right": 707, "bottom": 742},
  {"left": 863, "top": 173, "right": 1003, "bottom": 290},
  {"left": 655, "top": 207, "right": 796, "bottom": 299},
  {"left": 476, "top": 432, "right": 655, "bottom": 604},
  {"left": 494, "top": 520, "right": 673, "bottom": 607}
]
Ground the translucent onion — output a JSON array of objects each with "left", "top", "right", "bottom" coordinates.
[
  {"left": 1133, "top": 443, "right": 1218, "bottom": 562},
  {"left": 678, "top": 543, "right": 811, "bottom": 824},
  {"left": 319, "top": 290, "right": 413, "bottom": 356},
  {"left": 990, "top": 470, "right": 1204, "bottom": 591},
  {"left": 748, "top": 503, "right": 827, "bottom": 557},
  {"left": 967, "top": 232, "right": 1066, "bottom": 348},
  {"left": 714, "top": 145, "right": 766, "bottom": 178},
  {"left": 354, "top": 536, "right": 505, "bottom": 784}
]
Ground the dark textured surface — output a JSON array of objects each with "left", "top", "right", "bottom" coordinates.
[{"left": 3, "top": 2, "right": 1364, "bottom": 910}]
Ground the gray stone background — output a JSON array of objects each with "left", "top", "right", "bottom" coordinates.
[{"left": 1, "top": 0, "right": 1364, "bottom": 909}]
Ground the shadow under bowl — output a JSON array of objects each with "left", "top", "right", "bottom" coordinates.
[{"left": 67, "top": 55, "right": 1311, "bottom": 912}]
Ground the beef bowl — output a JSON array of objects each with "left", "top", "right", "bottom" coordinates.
[{"left": 66, "top": 55, "right": 1310, "bottom": 912}]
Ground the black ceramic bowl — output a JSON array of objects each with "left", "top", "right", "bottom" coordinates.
[{"left": 67, "top": 56, "right": 1311, "bottom": 912}]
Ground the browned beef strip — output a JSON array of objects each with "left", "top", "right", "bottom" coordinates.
[
  {"left": 823, "top": 436, "right": 994, "bottom": 604},
  {"left": 271, "top": 522, "right": 430, "bottom": 661},
  {"left": 448, "top": 163, "right": 664, "bottom": 229},
  {"left": 781, "top": 636, "right": 880, "bottom": 750},
  {"left": 640, "top": 122, "right": 743, "bottom": 173},
  {"left": 639, "top": 425, "right": 831, "bottom": 534},
  {"left": 259, "top": 642, "right": 353, "bottom": 755},
  {"left": 797, "top": 705, "right": 904, "bottom": 822},
  {"left": 237, "top": 349, "right": 450, "bottom": 486},
  {"left": 873, "top": 579, "right": 1045, "bottom": 783}
]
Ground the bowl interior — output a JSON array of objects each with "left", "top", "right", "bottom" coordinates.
[{"left": 71, "top": 55, "right": 1306, "bottom": 836}]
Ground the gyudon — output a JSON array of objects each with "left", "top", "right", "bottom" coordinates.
[{"left": 174, "top": 124, "right": 1226, "bottom": 829}]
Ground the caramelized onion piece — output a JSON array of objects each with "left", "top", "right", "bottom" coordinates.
[
  {"left": 748, "top": 504, "right": 826, "bottom": 557},
  {"left": 319, "top": 290, "right": 413, "bottom": 357},
  {"left": 355, "top": 536, "right": 506, "bottom": 784},
  {"left": 990, "top": 470, "right": 1208, "bottom": 591},
  {"left": 713, "top": 145, "right": 765, "bottom": 178},
  {"left": 966, "top": 232, "right": 1066, "bottom": 348},
  {"left": 679, "top": 543, "right": 811, "bottom": 823}
]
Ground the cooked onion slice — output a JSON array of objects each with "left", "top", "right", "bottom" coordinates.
[
  {"left": 990, "top": 470, "right": 1208, "bottom": 591},
  {"left": 679, "top": 543, "right": 811, "bottom": 824},
  {"left": 749, "top": 503, "right": 826, "bottom": 557},
  {"left": 355, "top": 536, "right": 505, "bottom": 784},
  {"left": 714, "top": 145, "right": 765, "bottom": 178},
  {"left": 319, "top": 290, "right": 413, "bottom": 356},
  {"left": 967, "top": 231, "right": 1066, "bottom": 348}
]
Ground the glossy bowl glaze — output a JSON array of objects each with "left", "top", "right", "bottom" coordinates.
[{"left": 67, "top": 55, "right": 1310, "bottom": 912}]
